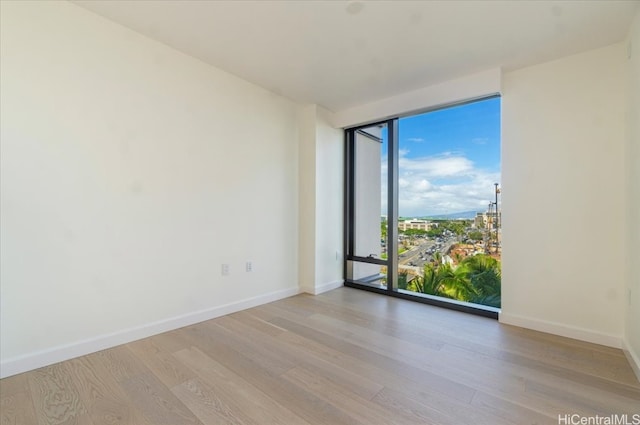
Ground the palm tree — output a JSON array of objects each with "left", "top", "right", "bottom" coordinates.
[
  {"left": 414, "top": 263, "right": 445, "bottom": 296},
  {"left": 438, "top": 263, "right": 476, "bottom": 301},
  {"left": 470, "top": 293, "right": 501, "bottom": 308},
  {"left": 398, "top": 271, "right": 409, "bottom": 290},
  {"left": 462, "top": 254, "right": 501, "bottom": 307},
  {"left": 413, "top": 254, "right": 501, "bottom": 307}
]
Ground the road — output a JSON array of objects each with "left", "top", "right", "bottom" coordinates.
[{"left": 398, "top": 236, "right": 457, "bottom": 270}]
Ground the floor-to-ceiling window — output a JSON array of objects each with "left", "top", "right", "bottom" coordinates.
[{"left": 345, "top": 97, "right": 501, "bottom": 317}]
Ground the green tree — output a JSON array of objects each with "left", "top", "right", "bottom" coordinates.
[
  {"left": 404, "top": 229, "right": 427, "bottom": 237},
  {"left": 398, "top": 271, "right": 409, "bottom": 290},
  {"left": 468, "top": 231, "right": 483, "bottom": 241},
  {"left": 426, "top": 227, "right": 444, "bottom": 237},
  {"left": 449, "top": 222, "right": 466, "bottom": 236},
  {"left": 381, "top": 220, "right": 388, "bottom": 241},
  {"left": 438, "top": 263, "right": 476, "bottom": 301},
  {"left": 411, "top": 253, "right": 501, "bottom": 308},
  {"left": 413, "top": 263, "right": 446, "bottom": 296},
  {"left": 462, "top": 254, "right": 501, "bottom": 307}
]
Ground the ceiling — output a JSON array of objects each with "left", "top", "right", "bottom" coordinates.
[{"left": 73, "top": 0, "right": 639, "bottom": 112}]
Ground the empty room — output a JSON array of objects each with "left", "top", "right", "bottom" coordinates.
[{"left": 1, "top": 1, "right": 639, "bottom": 424}]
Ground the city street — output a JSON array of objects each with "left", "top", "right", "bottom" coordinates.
[{"left": 398, "top": 236, "right": 457, "bottom": 269}]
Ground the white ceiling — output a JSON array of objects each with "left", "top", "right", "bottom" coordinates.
[{"left": 73, "top": 0, "right": 639, "bottom": 112}]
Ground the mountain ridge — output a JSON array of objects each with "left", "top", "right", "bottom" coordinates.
[{"left": 403, "top": 210, "right": 481, "bottom": 220}]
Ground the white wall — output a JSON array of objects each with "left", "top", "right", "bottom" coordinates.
[
  {"left": 501, "top": 43, "right": 628, "bottom": 347},
  {"left": 297, "top": 105, "right": 317, "bottom": 294},
  {"left": 0, "top": 1, "right": 300, "bottom": 377},
  {"left": 624, "top": 10, "right": 640, "bottom": 378},
  {"left": 298, "top": 105, "right": 344, "bottom": 294},
  {"left": 314, "top": 107, "right": 344, "bottom": 291}
]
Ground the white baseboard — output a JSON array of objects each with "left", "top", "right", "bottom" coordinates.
[
  {"left": 299, "top": 283, "right": 315, "bottom": 295},
  {"left": 623, "top": 339, "right": 640, "bottom": 383},
  {"left": 0, "top": 286, "right": 300, "bottom": 379},
  {"left": 313, "top": 279, "right": 344, "bottom": 295},
  {"left": 499, "top": 312, "right": 623, "bottom": 348}
]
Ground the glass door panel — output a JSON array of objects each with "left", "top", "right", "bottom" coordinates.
[
  {"left": 353, "top": 125, "right": 386, "bottom": 260},
  {"left": 346, "top": 122, "right": 392, "bottom": 289}
]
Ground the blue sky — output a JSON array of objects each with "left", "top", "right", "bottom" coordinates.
[{"left": 381, "top": 97, "right": 501, "bottom": 217}]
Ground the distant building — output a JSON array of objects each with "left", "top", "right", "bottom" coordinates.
[
  {"left": 474, "top": 212, "right": 485, "bottom": 228},
  {"left": 398, "top": 219, "right": 433, "bottom": 231},
  {"left": 474, "top": 211, "right": 501, "bottom": 229}
]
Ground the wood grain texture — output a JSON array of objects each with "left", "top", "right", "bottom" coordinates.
[
  {"left": 27, "top": 364, "right": 92, "bottom": 425},
  {"left": 173, "top": 347, "right": 311, "bottom": 425},
  {"left": 1, "top": 287, "right": 638, "bottom": 425},
  {"left": 63, "top": 357, "right": 153, "bottom": 425},
  {"left": 1, "top": 378, "right": 38, "bottom": 425},
  {"left": 120, "top": 372, "right": 201, "bottom": 425},
  {"left": 127, "top": 338, "right": 196, "bottom": 388}
]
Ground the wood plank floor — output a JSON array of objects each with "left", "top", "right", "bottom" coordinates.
[{"left": 2, "top": 287, "right": 639, "bottom": 425}]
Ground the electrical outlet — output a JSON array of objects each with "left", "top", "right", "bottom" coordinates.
[
  {"left": 221, "top": 264, "right": 230, "bottom": 276},
  {"left": 246, "top": 261, "right": 252, "bottom": 272}
]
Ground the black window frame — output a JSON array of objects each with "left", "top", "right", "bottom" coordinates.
[{"left": 343, "top": 98, "right": 500, "bottom": 319}]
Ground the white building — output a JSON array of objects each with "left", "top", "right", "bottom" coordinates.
[{"left": 398, "top": 219, "right": 433, "bottom": 231}]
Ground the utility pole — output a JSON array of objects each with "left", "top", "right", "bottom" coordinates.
[
  {"left": 494, "top": 183, "right": 500, "bottom": 255},
  {"left": 485, "top": 202, "right": 492, "bottom": 254}
]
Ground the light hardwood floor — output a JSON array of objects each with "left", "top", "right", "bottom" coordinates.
[{"left": 2, "top": 287, "right": 639, "bottom": 425}]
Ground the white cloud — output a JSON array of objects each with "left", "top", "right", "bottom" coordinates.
[
  {"left": 381, "top": 151, "right": 500, "bottom": 217},
  {"left": 399, "top": 153, "right": 473, "bottom": 178},
  {"left": 407, "top": 137, "right": 425, "bottom": 143},
  {"left": 471, "top": 137, "right": 489, "bottom": 145}
]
